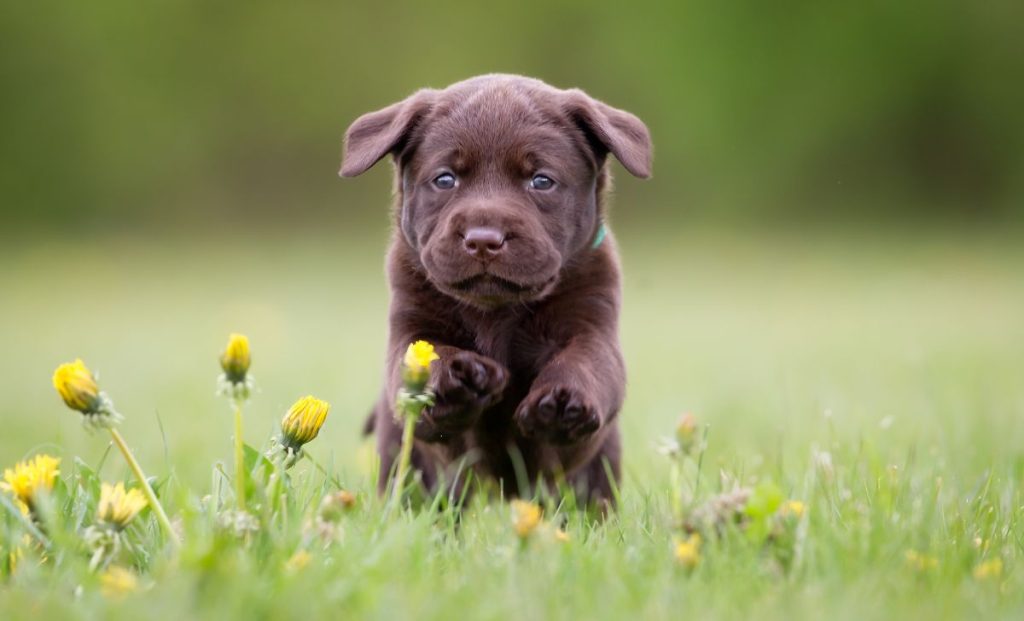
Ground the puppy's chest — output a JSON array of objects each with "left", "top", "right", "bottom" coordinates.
[{"left": 457, "top": 311, "right": 561, "bottom": 378}]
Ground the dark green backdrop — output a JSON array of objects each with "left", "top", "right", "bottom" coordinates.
[{"left": 2, "top": 1, "right": 1022, "bottom": 232}]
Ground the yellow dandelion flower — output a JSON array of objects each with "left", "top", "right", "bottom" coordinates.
[
  {"left": 219, "top": 333, "right": 251, "bottom": 383},
  {"left": 285, "top": 550, "right": 312, "bottom": 573},
  {"left": 97, "top": 482, "right": 147, "bottom": 530},
  {"left": 674, "top": 533, "right": 702, "bottom": 569},
  {"left": 1, "top": 455, "right": 61, "bottom": 509},
  {"left": 100, "top": 566, "right": 139, "bottom": 599},
  {"left": 52, "top": 359, "right": 100, "bottom": 413},
  {"left": 280, "top": 396, "right": 331, "bottom": 452},
  {"left": 402, "top": 340, "right": 439, "bottom": 391},
  {"left": 904, "top": 549, "right": 939, "bottom": 572},
  {"left": 511, "top": 500, "right": 543, "bottom": 539},
  {"left": 780, "top": 500, "right": 806, "bottom": 519},
  {"left": 973, "top": 558, "right": 1003, "bottom": 580}
]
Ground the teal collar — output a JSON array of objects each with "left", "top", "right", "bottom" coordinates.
[{"left": 591, "top": 222, "right": 608, "bottom": 249}]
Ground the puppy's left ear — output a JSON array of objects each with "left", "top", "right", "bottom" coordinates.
[
  {"left": 340, "top": 89, "right": 437, "bottom": 177},
  {"left": 563, "top": 89, "right": 652, "bottom": 179}
]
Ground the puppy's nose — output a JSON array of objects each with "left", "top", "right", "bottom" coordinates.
[{"left": 463, "top": 227, "right": 506, "bottom": 258}]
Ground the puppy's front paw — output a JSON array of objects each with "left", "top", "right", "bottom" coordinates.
[
  {"left": 420, "top": 351, "right": 508, "bottom": 435},
  {"left": 515, "top": 385, "right": 601, "bottom": 444}
]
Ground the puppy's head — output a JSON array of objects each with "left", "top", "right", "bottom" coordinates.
[{"left": 340, "top": 74, "right": 651, "bottom": 308}]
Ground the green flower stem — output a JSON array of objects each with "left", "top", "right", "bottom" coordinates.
[
  {"left": 389, "top": 388, "right": 434, "bottom": 509},
  {"left": 392, "top": 410, "right": 418, "bottom": 505},
  {"left": 108, "top": 427, "right": 179, "bottom": 548},
  {"left": 233, "top": 398, "right": 246, "bottom": 510},
  {"left": 267, "top": 453, "right": 286, "bottom": 517},
  {"left": 670, "top": 458, "right": 683, "bottom": 526}
]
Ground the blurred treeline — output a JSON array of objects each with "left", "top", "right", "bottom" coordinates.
[{"left": 2, "top": 1, "right": 1022, "bottom": 233}]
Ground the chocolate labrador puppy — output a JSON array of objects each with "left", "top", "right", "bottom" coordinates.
[{"left": 340, "top": 74, "right": 651, "bottom": 507}]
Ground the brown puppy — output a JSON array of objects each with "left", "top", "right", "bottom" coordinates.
[{"left": 340, "top": 74, "right": 651, "bottom": 507}]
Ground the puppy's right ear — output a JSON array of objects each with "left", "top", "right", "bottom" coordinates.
[{"left": 339, "top": 89, "right": 437, "bottom": 177}]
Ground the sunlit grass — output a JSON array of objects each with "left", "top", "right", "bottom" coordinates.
[{"left": 1, "top": 226, "right": 1022, "bottom": 619}]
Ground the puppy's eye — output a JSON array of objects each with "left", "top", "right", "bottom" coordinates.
[
  {"left": 529, "top": 174, "right": 555, "bottom": 191},
  {"left": 433, "top": 173, "right": 457, "bottom": 190}
]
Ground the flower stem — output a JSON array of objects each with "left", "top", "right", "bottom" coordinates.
[
  {"left": 233, "top": 399, "right": 246, "bottom": 510},
  {"left": 391, "top": 411, "right": 417, "bottom": 506},
  {"left": 108, "top": 427, "right": 179, "bottom": 548}
]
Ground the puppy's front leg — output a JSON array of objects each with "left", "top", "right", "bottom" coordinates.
[
  {"left": 392, "top": 344, "right": 508, "bottom": 442},
  {"left": 514, "top": 335, "right": 625, "bottom": 446}
]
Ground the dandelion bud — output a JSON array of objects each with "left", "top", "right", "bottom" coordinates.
[
  {"left": 100, "top": 566, "right": 139, "bottom": 599},
  {"left": 284, "top": 550, "right": 312, "bottom": 573},
  {"left": 402, "top": 340, "right": 439, "bottom": 392},
  {"left": 280, "top": 396, "right": 330, "bottom": 454},
  {"left": 674, "top": 533, "right": 702, "bottom": 569},
  {"left": 973, "top": 558, "right": 1003, "bottom": 580},
  {"left": 904, "top": 549, "right": 939, "bottom": 572},
  {"left": 52, "top": 360, "right": 122, "bottom": 430},
  {"left": 318, "top": 490, "right": 356, "bottom": 523},
  {"left": 511, "top": 500, "right": 543, "bottom": 539},
  {"left": 53, "top": 359, "right": 100, "bottom": 413},
  {"left": 675, "top": 413, "right": 698, "bottom": 454},
  {"left": 8, "top": 546, "right": 24, "bottom": 574},
  {"left": 779, "top": 500, "right": 806, "bottom": 520},
  {"left": 220, "top": 333, "right": 251, "bottom": 383},
  {"left": 1, "top": 454, "right": 60, "bottom": 512},
  {"left": 218, "top": 334, "right": 255, "bottom": 400},
  {"left": 97, "top": 482, "right": 147, "bottom": 530}
]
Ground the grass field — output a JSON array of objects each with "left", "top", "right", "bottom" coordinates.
[{"left": 1, "top": 225, "right": 1023, "bottom": 619}]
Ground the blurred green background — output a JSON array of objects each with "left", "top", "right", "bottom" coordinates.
[
  {"left": 3, "top": 1, "right": 1024, "bottom": 231},
  {"left": 1, "top": 2, "right": 1023, "bottom": 486}
]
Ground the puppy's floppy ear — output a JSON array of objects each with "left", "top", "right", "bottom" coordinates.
[
  {"left": 563, "top": 89, "right": 652, "bottom": 179},
  {"left": 339, "top": 89, "right": 437, "bottom": 177}
]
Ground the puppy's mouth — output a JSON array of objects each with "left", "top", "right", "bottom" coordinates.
[{"left": 442, "top": 272, "right": 557, "bottom": 306}]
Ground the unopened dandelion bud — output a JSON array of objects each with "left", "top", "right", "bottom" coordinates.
[
  {"left": 53, "top": 360, "right": 122, "bottom": 430},
  {"left": 318, "top": 490, "right": 356, "bottom": 523},
  {"left": 285, "top": 550, "right": 312, "bottom": 573},
  {"left": 53, "top": 359, "right": 99, "bottom": 412},
  {"left": 675, "top": 413, "right": 697, "bottom": 454},
  {"left": 973, "top": 558, "right": 1003, "bottom": 580},
  {"left": 97, "top": 482, "right": 147, "bottom": 530},
  {"left": 220, "top": 334, "right": 251, "bottom": 383},
  {"left": 1, "top": 455, "right": 60, "bottom": 512},
  {"left": 904, "top": 549, "right": 939, "bottom": 572},
  {"left": 279, "top": 396, "right": 330, "bottom": 459},
  {"left": 511, "top": 500, "right": 543, "bottom": 539},
  {"left": 100, "top": 566, "right": 139, "bottom": 599},
  {"left": 674, "top": 533, "right": 702, "bottom": 569},
  {"left": 402, "top": 340, "right": 439, "bottom": 392},
  {"left": 779, "top": 500, "right": 806, "bottom": 520},
  {"left": 218, "top": 334, "right": 255, "bottom": 400},
  {"left": 7, "top": 546, "right": 24, "bottom": 574}
]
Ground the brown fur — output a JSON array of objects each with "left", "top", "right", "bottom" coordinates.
[{"left": 340, "top": 74, "right": 651, "bottom": 507}]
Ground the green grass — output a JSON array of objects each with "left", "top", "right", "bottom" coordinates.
[{"left": 1, "top": 226, "right": 1023, "bottom": 620}]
